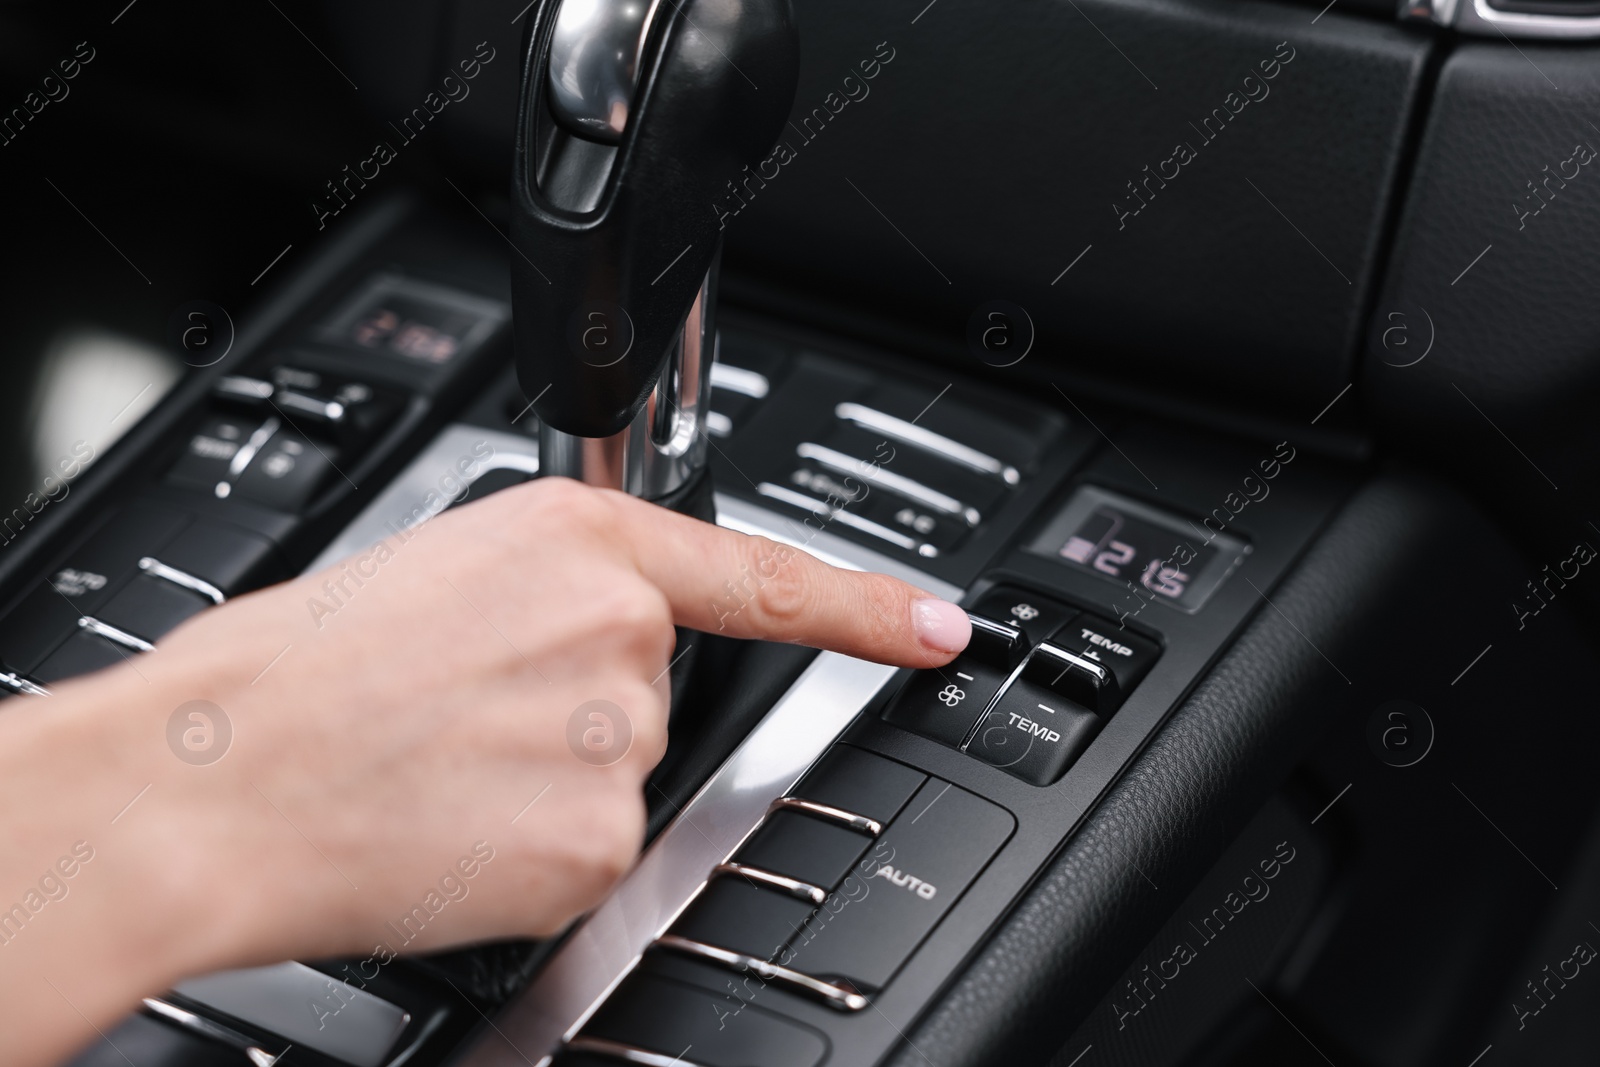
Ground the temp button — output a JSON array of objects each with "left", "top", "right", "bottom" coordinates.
[{"left": 780, "top": 780, "right": 1013, "bottom": 993}]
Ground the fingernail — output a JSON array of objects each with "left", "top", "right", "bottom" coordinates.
[{"left": 911, "top": 598, "right": 971, "bottom": 654}]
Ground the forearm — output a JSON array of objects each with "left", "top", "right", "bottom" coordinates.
[{"left": 0, "top": 667, "right": 242, "bottom": 1067}]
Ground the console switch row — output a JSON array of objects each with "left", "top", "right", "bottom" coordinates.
[
  {"left": 581, "top": 743, "right": 1011, "bottom": 1065},
  {"left": 885, "top": 587, "right": 1160, "bottom": 785}
]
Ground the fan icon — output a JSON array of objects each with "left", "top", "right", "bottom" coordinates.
[
  {"left": 938, "top": 685, "right": 966, "bottom": 707},
  {"left": 1010, "top": 603, "right": 1040, "bottom": 621}
]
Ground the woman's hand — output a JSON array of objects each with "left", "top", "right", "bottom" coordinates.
[{"left": 0, "top": 478, "right": 970, "bottom": 1065}]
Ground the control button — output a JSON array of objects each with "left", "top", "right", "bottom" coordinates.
[
  {"left": 756, "top": 482, "right": 931, "bottom": 557},
  {"left": 858, "top": 383, "right": 1046, "bottom": 475},
  {"left": 140, "top": 997, "right": 288, "bottom": 1066},
  {"left": 57, "top": 505, "right": 194, "bottom": 614},
  {"left": 969, "top": 587, "right": 1077, "bottom": 647},
  {"left": 714, "top": 863, "right": 826, "bottom": 905},
  {"left": 789, "top": 745, "right": 926, "bottom": 827},
  {"left": 139, "top": 559, "right": 225, "bottom": 606},
  {"left": 785, "top": 779, "right": 1013, "bottom": 992},
  {"left": 967, "top": 679, "right": 1101, "bottom": 785},
  {"left": 167, "top": 413, "right": 262, "bottom": 493},
  {"left": 33, "top": 630, "right": 139, "bottom": 684},
  {"left": 0, "top": 585, "right": 90, "bottom": 674},
  {"left": 1025, "top": 641, "right": 1119, "bottom": 712},
  {"left": 709, "top": 362, "right": 771, "bottom": 399},
  {"left": 174, "top": 961, "right": 410, "bottom": 1067},
  {"left": 966, "top": 614, "right": 1024, "bottom": 668},
  {"left": 668, "top": 879, "right": 815, "bottom": 962},
  {"left": 233, "top": 432, "right": 340, "bottom": 512},
  {"left": 883, "top": 657, "right": 1005, "bottom": 747},
  {"left": 577, "top": 970, "right": 828, "bottom": 1067},
  {"left": 214, "top": 375, "right": 275, "bottom": 404},
  {"left": 97, "top": 575, "right": 212, "bottom": 642},
  {"left": 820, "top": 423, "right": 1005, "bottom": 513},
  {"left": 0, "top": 672, "right": 49, "bottom": 697},
  {"left": 0, "top": 505, "right": 190, "bottom": 674},
  {"left": 161, "top": 521, "right": 285, "bottom": 595},
  {"left": 798, "top": 442, "right": 981, "bottom": 527},
  {"left": 854, "top": 491, "right": 969, "bottom": 554},
  {"left": 1048, "top": 613, "right": 1161, "bottom": 699},
  {"left": 651, "top": 936, "right": 868, "bottom": 1011},
  {"left": 90, "top": 1011, "right": 279, "bottom": 1067},
  {"left": 731, "top": 811, "right": 871, "bottom": 892}
]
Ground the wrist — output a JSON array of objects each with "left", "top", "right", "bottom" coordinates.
[{"left": 0, "top": 663, "right": 267, "bottom": 993}]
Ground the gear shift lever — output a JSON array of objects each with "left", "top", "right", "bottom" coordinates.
[{"left": 511, "top": 0, "right": 799, "bottom": 506}]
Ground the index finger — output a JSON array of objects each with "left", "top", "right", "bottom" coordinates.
[{"left": 599, "top": 487, "right": 970, "bottom": 669}]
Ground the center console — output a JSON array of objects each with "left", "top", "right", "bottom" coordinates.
[{"left": 0, "top": 190, "right": 1364, "bottom": 1067}]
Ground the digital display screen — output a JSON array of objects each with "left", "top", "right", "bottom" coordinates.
[
  {"left": 1056, "top": 506, "right": 1218, "bottom": 601},
  {"left": 319, "top": 274, "right": 509, "bottom": 367},
  {"left": 1029, "top": 486, "right": 1249, "bottom": 613}
]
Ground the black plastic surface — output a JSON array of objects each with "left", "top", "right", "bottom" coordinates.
[
  {"left": 670, "top": 878, "right": 816, "bottom": 961},
  {"left": 732, "top": 812, "right": 873, "bottom": 891},
  {"left": 788, "top": 745, "right": 927, "bottom": 828}
]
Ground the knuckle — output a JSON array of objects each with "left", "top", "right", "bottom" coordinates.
[
  {"left": 532, "top": 477, "right": 611, "bottom": 533},
  {"left": 580, "top": 789, "right": 645, "bottom": 887},
  {"left": 749, "top": 546, "right": 811, "bottom": 639}
]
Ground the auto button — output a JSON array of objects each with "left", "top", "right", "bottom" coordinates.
[{"left": 783, "top": 779, "right": 1013, "bottom": 992}]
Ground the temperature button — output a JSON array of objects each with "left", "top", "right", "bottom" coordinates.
[{"left": 1047, "top": 614, "right": 1161, "bottom": 702}]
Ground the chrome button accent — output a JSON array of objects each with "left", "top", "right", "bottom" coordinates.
[
  {"left": 797, "top": 442, "right": 980, "bottom": 526},
  {"left": 78, "top": 616, "right": 155, "bottom": 653},
  {"left": 139, "top": 558, "right": 226, "bottom": 606},
  {"left": 769, "top": 796, "right": 883, "bottom": 837},
  {"left": 652, "top": 935, "right": 870, "bottom": 1012},
  {"left": 713, "top": 862, "right": 827, "bottom": 905},
  {"left": 1034, "top": 641, "right": 1111, "bottom": 685},
  {"left": 756, "top": 482, "right": 930, "bottom": 556},
  {"left": 0, "top": 671, "right": 50, "bottom": 697},
  {"left": 141, "top": 998, "right": 285, "bottom": 1067},
  {"left": 835, "top": 402, "right": 1021, "bottom": 485},
  {"left": 709, "top": 362, "right": 770, "bottom": 398}
]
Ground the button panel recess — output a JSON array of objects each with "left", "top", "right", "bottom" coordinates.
[
  {"left": 884, "top": 586, "right": 1162, "bottom": 785},
  {"left": 556, "top": 747, "right": 1008, "bottom": 1064}
]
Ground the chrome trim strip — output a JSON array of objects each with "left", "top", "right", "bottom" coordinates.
[
  {"left": 710, "top": 362, "right": 770, "bottom": 398},
  {"left": 835, "top": 402, "right": 1021, "bottom": 485},
  {"left": 563, "top": 1036, "right": 713, "bottom": 1067},
  {"left": 141, "top": 998, "right": 284, "bottom": 1067},
  {"left": 797, "top": 441, "right": 979, "bottom": 526},
  {"left": 79, "top": 616, "right": 155, "bottom": 653},
  {"left": 652, "top": 936, "right": 869, "bottom": 1012},
  {"left": 139, "top": 558, "right": 226, "bottom": 606},
  {"left": 713, "top": 862, "right": 828, "bottom": 904},
  {"left": 756, "top": 482, "right": 930, "bottom": 556},
  {"left": 768, "top": 796, "right": 883, "bottom": 837},
  {"left": 0, "top": 671, "right": 50, "bottom": 697}
]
